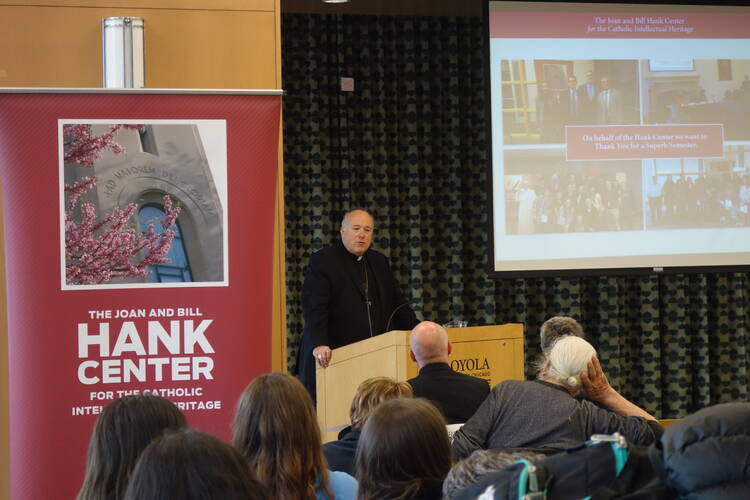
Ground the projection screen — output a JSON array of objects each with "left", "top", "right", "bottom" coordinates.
[{"left": 488, "top": 1, "right": 750, "bottom": 276}]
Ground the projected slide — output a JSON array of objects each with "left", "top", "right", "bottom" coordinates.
[{"left": 489, "top": 2, "right": 750, "bottom": 274}]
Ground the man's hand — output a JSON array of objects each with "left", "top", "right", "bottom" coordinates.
[
  {"left": 312, "top": 345, "right": 332, "bottom": 368},
  {"left": 581, "top": 355, "right": 657, "bottom": 421},
  {"left": 581, "top": 356, "right": 613, "bottom": 402}
]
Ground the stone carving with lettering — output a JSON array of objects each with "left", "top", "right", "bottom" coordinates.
[{"left": 63, "top": 124, "right": 180, "bottom": 285}]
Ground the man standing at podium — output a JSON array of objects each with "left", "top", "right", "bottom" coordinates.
[
  {"left": 407, "top": 321, "right": 490, "bottom": 424},
  {"left": 297, "top": 209, "right": 419, "bottom": 402}
]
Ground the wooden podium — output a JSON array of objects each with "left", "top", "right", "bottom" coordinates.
[{"left": 316, "top": 324, "right": 524, "bottom": 442}]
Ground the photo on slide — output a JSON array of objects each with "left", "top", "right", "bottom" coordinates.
[
  {"left": 641, "top": 59, "right": 750, "bottom": 141},
  {"left": 643, "top": 145, "right": 750, "bottom": 230},
  {"left": 504, "top": 149, "right": 643, "bottom": 235},
  {"left": 500, "top": 59, "right": 640, "bottom": 145},
  {"left": 60, "top": 121, "right": 228, "bottom": 289}
]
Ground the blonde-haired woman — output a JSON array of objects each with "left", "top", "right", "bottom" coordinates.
[
  {"left": 324, "top": 377, "right": 413, "bottom": 475},
  {"left": 452, "top": 336, "right": 662, "bottom": 459},
  {"left": 233, "top": 373, "right": 357, "bottom": 500}
]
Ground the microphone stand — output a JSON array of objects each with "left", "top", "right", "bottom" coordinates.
[
  {"left": 385, "top": 301, "right": 412, "bottom": 333},
  {"left": 363, "top": 259, "right": 373, "bottom": 338}
]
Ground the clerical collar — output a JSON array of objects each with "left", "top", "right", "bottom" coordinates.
[{"left": 336, "top": 239, "right": 367, "bottom": 261}]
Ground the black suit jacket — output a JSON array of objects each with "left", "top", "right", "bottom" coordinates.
[
  {"left": 297, "top": 240, "right": 418, "bottom": 400},
  {"left": 408, "top": 362, "right": 490, "bottom": 424},
  {"left": 560, "top": 87, "right": 588, "bottom": 126},
  {"left": 322, "top": 429, "right": 361, "bottom": 476},
  {"left": 578, "top": 82, "right": 598, "bottom": 124}
]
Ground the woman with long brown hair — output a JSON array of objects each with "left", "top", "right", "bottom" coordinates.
[
  {"left": 356, "top": 397, "right": 452, "bottom": 500},
  {"left": 77, "top": 394, "right": 186, "bottom": 500},
  {"left": 233, "top": 372, "right": 357, "bottom": 500}
]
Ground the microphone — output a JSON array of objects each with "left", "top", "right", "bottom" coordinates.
[{"left": 385, "top": 300, "right": 412, "bottom": 333}]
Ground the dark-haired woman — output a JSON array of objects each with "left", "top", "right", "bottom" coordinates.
[
  {"left": 123, "top": 429, "right": 268, "bottom": 500},
  {"left": 356, "top": 398, "right": 452, "bottom": 500},
  {"left": 77, "top": 394, "right": 186, "bottom": 500}
]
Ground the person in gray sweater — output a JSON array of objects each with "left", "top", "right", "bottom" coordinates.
[{"left": 452, "top": 336, "right": 662, "bottom": 460}]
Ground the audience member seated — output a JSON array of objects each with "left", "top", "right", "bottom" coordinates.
[
  {"left": 357, "top": 398, "right": 452, "bottom": 500},
  {"left": 452, "top": 336, "right": 663, "bottom": 460},
  {"left": 123, "top": 429, "right": 268, "bottom": 500},
  {"left": 323, "top": 376, "right": 412, "bottom": 476},
  {"left": 407, "top": 321, "right": 490, "bottom": 424},
  {"left": 649, "top": 402, "right": 750, "bottom": 499},
  {"left": 442, "top": 449, "right": 546, "bottom": 500},
  {"left": 77, "top": 394, "right": 186, "bottom": 500},
  {"left": 539, "top": 315, "right": 584, "bottom": 354},
  {"left": 232, "top": 372, "right": 357, "bottom": 500}
]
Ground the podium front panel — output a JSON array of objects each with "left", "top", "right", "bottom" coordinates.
[
  {"left": 316, "top": 332, "right": 410, "bottom": 443},
  {"left": 447, "top": 337, "right": 524, "bottom": 388}
]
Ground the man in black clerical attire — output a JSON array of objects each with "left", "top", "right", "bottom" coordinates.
[
  {"left": 297, "top": 209, "right": 419, "bottom": 402},
  {"left": 407, "top": 321, "right": 489, "bottom": 424}
]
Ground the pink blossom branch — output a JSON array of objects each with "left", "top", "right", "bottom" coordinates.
[
  {"left": 63, "top": 124, "right": 146, "bottom": 167},
  {"left": 65, "top": 180, "right": 181, "bottom": 285}
]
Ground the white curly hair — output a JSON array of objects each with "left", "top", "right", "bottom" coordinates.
[{"left": 544, "top": 335, "right": 597, "bottom": 390}]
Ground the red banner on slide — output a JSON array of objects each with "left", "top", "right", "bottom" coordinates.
[
  {"left": 565, "top": 124, "right": 724, "bottom": 161},
  {"left": 0, "top": 90, "right": 281, "bottom": 500},
  {"left": 490, "top": 11, "right": 750, "bottom": 39}
]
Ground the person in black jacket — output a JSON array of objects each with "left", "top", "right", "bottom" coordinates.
[
  {"left": 649, "top": 402, "right": 750, "bottom": 499},
  {"left": 297, "top": 209, "right": 419, "bottom": 402},
  {"left": 407, "top": 321, "right": 490, "bottom": 424}
]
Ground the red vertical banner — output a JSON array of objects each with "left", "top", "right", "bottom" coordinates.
[{"left": 0, "top": 90, "right": 281, "bottom": 500}]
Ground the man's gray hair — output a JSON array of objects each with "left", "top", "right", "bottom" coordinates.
[
  {"left": 539, "top": 316, "right": 584, "bottom": 353},
  {"left": 341, "top": 208, "right": 373, "bottom": 228},
  {"left": 442, "top": 449, "right": 546, "bottom": 499}
]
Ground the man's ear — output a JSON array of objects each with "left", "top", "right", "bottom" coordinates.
[
  {"left": 447, "top": 341, "right": 452, "bottom": 356},
  {"left": 409, "top": 350, "right": 416, "bottom": 363}
]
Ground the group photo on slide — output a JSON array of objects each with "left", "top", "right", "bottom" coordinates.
[
  {"left": 503, "top": 150, "right": 643, "bottom": 234},
  {"left": 644, "top": 148, "right": 750, "bottom": 230},
  {"left": 500, "top": 59, "right": 640, "bottom": 145}
]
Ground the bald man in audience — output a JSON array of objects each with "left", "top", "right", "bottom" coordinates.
[{"left": 407, "top": 321, "right": 490, "bottom": 424}]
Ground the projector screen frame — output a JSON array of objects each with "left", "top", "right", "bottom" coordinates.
[{"left": 484, "top": 0, "right": 750, "bottom": 279}]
